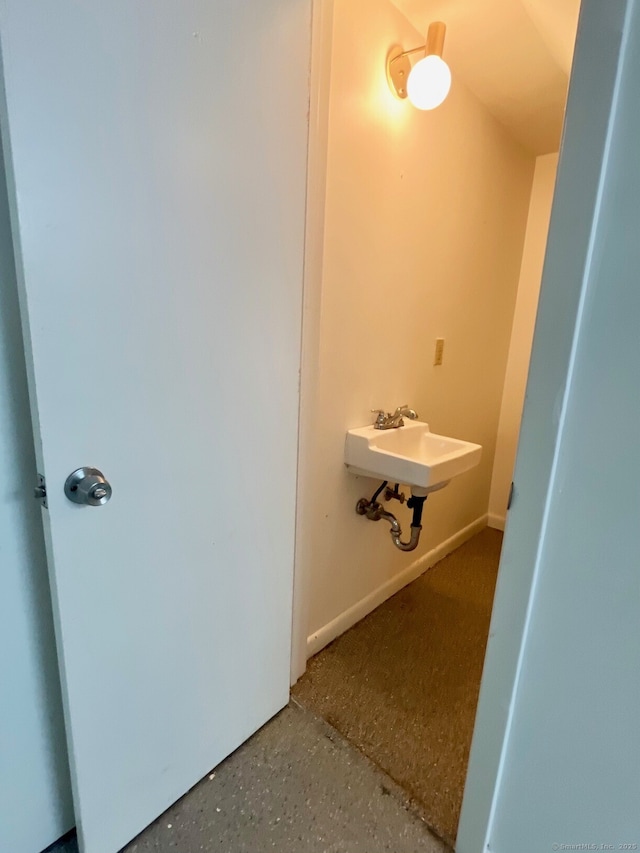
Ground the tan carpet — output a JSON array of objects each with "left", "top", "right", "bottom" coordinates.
[{"left": 292, "top": 528, "right": 502, "bottom": 847}]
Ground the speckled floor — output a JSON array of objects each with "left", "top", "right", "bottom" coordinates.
[
  {"left": 292, "top": 528, "right": 502, "bottom": 847},
  {"left": 45, "top": 704, "right": 447, "bottom": 853},
  {"left": 45, "top": 531, "right": 499, "bottom": 853}
]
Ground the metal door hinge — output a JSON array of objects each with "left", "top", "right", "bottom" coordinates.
[
  {"left": 507, "top": 481, "right": 514, "bottom": 511},
  {"left": 34, "top": 474, "right": 47, "bottom": 508}
]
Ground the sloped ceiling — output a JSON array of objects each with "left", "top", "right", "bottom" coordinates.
[{"left": 390, "top": 0, "right": 581, "bottom": 155}]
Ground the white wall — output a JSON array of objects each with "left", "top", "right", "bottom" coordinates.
[
  {"left": 297, "top": 0, "right": 535, "bottom": 660},
  {"left": 489, "top": 152, "right": 559, "bottom": 528},
  {"left": 0, "top": 151, "right": 73, "bottom": 850}
]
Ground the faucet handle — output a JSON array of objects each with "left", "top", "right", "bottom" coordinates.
[{"left": 371, "top": 408, "right": 386, "bottom": 426}]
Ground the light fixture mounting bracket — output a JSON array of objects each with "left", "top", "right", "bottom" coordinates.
[
  {"left": 386, "top": 22, "right": 447, "bottom": 102},
  {"left": 386, "top": 45, "right": 414, "bottom": 100}
]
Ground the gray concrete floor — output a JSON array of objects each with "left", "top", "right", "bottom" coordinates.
[
  {"left": 293, "top": 528, "right": 502, "bottom": 846},
  {"left": 46, "top": 703, "right": 448, "bottom": 853}
]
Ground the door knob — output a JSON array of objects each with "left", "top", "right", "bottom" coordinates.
[{"left": 64, "top": 467, "right": 112, "bottom": 506}]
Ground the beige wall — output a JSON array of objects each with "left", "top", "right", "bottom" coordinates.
[
  {"left": 489, "top": 152, "right": 559, "bottom": 528},
  {"left": 297, "top": 0, "right": 535, "bottom": 661}
]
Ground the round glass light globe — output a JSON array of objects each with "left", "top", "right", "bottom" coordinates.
[{"left": 406, "top": 55, "right": 451, "bottom": 110}]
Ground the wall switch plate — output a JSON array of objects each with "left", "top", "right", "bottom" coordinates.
[{"left": 434, "top": 338, "right": 445, "bottom": 366}]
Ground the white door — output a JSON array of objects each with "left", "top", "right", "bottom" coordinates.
[
  {"left": 458, "top": 0, "right": 638, "bottom": 849},
  {"left": 0, "top": 148, "right": 73, "bottom": 851},
  {"left": 0, "top": 3, "right": 311, "bottom": 852}
]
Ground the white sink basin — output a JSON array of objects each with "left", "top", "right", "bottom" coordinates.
[{"left": 344, "top": 420, "right": 482, "bottom": 494}]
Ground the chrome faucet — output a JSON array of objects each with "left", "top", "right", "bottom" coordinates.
[{"left": 372, "top": 405, "right": 419, "bottom": 430}]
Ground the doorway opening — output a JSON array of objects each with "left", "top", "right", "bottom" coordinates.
[{"left": 292, "top": 0, "right": 579, "bottom": 845}]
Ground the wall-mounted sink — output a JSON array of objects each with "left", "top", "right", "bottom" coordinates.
[{"left": 345, "top": 420, "right": 482, "bottom": 494}]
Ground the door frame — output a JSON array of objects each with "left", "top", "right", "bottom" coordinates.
[{"left": 291, "top": 0, "right": 335, "bottom": 684}]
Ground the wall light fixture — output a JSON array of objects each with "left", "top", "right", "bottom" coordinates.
[{"left": 387, "top": 21, "right": 451, "bottom": 110}]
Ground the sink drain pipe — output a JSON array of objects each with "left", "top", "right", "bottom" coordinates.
[{"left": 356, "top": 485, "right": 427, "bottom": 552}]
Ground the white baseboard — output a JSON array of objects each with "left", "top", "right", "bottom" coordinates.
[
  {"left": 306, "top": 513, "right": 488, "bottom": 659},
  {"left": 488, "top": 512, "right": 506, "bottom": 531}
]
